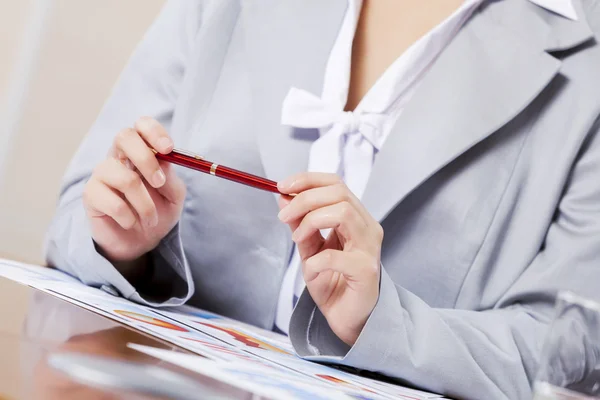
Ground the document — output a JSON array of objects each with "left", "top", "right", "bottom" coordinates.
[{"left": 0, "top": 259, "right": 447, "bottom": 400}]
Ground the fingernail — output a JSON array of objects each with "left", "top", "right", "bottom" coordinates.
[
  {"left": 153, "top": 169, "right": 166, "bottom": 187},
  {"left": 278, "top": 207, "right": 290, "bottom": 222},
  {"left": 278, "top": 178, "right": 295, "bottom": 191},
  {"left": 159, "top": 138, "right": 173, "bottom": 152},
  {"left": 292, "top": 229, "right": 301, "bottom": 242}
]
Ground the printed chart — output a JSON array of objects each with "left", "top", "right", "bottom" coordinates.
[{"left": 0, "top": 260, "right": 446, "bottom": 400}]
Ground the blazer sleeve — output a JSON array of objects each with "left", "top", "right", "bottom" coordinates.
[
  {"left": 289, "top": 115, "right": 600, "bottom": 400},
  {"left": 44, "top": 0, "right": 204, "bottom": 306}
]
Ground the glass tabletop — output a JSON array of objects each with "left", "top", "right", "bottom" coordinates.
[{"left": 0, "top": 276, "right": 260, "bottom": 400}]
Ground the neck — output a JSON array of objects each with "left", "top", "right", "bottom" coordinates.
[{"left": 345, "top": 0, "right": 466, "bottom": 111}]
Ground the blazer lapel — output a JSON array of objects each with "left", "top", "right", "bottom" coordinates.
[
  {"left": 241, "top": 0, "right": 348, "bottom": 183},
  {"left": 362, "top": 0, "right": 595, "bottom": 222}
]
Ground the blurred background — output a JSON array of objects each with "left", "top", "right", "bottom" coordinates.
[{"left": 0, "top": 0, "right": 165, "bottom": 265}]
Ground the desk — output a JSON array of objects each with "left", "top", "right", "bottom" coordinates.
[{"left": 0, "top": 276, "right": 260, "bottom": 400}]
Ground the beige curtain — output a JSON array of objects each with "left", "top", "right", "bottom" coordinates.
[{"left": 0, "top": 0, "right": 165, "bottom": 264}]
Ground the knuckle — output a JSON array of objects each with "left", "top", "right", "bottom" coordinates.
[
  {"left": 335, "top": 183, "right": 351, "bottom": 201},
  {"left": 139, "top": 202, "right": 156, "bottom": 219},
  {"left": 111, "top": 199, "right": 128, "bottom": 217},
  {"left": 115, "top": 127, "right": 135, "bottom": 144},
  {"left": 339, "top": 201, "right": 354, "bottom": 218},
  {"left": 121, "top": 171, "right": 141, "bottom": 190},
  {"left": 375, "top": 223, "right": 384, "bottom": 240},
  {"left": 322, "top": 249, "right": 335, "bottom": 263},
  {"left": 367, "top": 261, "right": 380, "bottom": 278}
]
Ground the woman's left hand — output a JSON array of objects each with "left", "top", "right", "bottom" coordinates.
[{"left": 278, "top": 173, "right": 384, "bottom": 346}]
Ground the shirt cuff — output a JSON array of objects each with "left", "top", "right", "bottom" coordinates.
[{"left": 71, "top": 205, "right": 194, "bottom": 307}]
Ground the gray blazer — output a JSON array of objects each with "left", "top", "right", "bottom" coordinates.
[{"left": 45, "top": 1, "right": 600, "bottom": 399}]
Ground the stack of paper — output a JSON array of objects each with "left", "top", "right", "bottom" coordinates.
[{"left": 0, "top": 259, "right": 448, "bottom": 400}]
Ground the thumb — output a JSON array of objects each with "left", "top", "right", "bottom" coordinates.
[{"left": 155, "top": 161, "right": 186, "bottom": 205}]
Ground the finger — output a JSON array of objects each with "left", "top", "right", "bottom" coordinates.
[
  {"left": 278, "top": 173, "right": 375, "bottom": 224},
  {"left": 155, "top": 161, "right": 186, "bottom": 205},
  {"left": 108, "top": 144, "right": 133, "bottom": 171},
  {"left": 282, "top": 212, "right": 323, "bottom": 263},
  {"left": 304, "top": 249, "right": 378, "bottom": 283},
  {"left": 108, "top": 142, "right": 120, "bottom": 159},
  {"left": 292, "top": 201, "right": 368, "bottom": 245},
  {"left": 94, "top": 159, "right": 158, "bottom": 228},
  {"left": 83, "top": 179, "right": 137, "bottom": 230},
  {"left": 278, "top": 195, "right": 297, "bottom": 227},
  {"left": 278, "top": 183, "right": 370, "bottom": 225},
  {"left": 279, "top": 195, "right": 304, "bottom": 233},
  {"left": 277, "top": 172, "right": 342, "bottom": 195},
  {"left": 278, "top": 195, "right": 294, "bottom": 210},
  {"left": 134, "top": 116, "right": 174, "bottom": 154},
  {"left": 278, "top": 193, "right": 326, "bottom": 261},
  {"left": 114, "top": 128, "right": 166, "bottom": 188}
]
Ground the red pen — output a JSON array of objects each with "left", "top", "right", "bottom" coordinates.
[{"left": 152, "top": 148, "right": 283, "bottom": 194}]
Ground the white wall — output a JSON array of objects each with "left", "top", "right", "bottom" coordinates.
[{"left": 0, "top": 0, "right": 166, "bottom": 264}]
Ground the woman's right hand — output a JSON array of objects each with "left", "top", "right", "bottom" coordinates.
[{"left": 83, "top": 117, "right": 186, "bottom": 263}]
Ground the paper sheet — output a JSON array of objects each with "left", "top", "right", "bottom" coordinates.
[{"left": 0, "top": 259, "right": 445, "bottom": 400}]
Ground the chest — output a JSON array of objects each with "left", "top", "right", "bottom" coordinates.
[{"left": 346, "top": 0, "right": 465, "bottom": 110}]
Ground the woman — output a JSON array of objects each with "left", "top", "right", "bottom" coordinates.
[{"left": 45, "top": 0, "right": 600, "bottom": 399}]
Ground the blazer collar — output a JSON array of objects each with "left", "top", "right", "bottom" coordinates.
[
  {"left": 529, "top": 0, "right": 578, "bottom": 20},
  {"left": 362, "top": 0, "right": 595, "bottom": 221}
]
